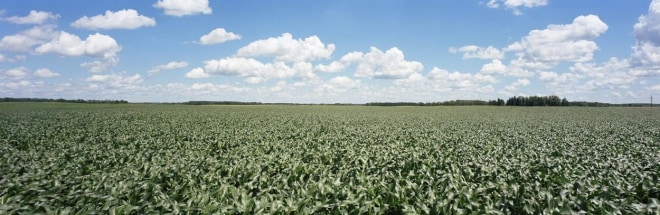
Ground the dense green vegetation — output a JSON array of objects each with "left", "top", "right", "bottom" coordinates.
[{"left": 1, "top": 103, "right": 658, "bottom": 214}]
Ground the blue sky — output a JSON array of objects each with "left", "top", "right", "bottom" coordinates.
[{"left": 1, "top": 0, "right": 659, "bottom": 103}]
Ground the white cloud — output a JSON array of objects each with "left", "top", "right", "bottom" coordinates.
[
  {"left": 204, "top": 57, "right": 288, "bottom": 78},
  {"left": 489, "top": 14, "right": 608, "bottom": 81},
  {"left": 0, "top": 35, "right": 39, "bottom": 52},
  {"left": 270, "top": 81, "right": 286, "bottom": 92},
  {"left": 205, "top": 57, "right": 274, "bottom": 76},
  {"left": 153, "top": 0, "right": 212, "bottom": 17},
  {"left": 85, "top": 73, "right": 143, "bottom": 88},
  {"left": 320, "top": 76, "right": 361, "bottom": 93},
  {"left": 570, "top": 58, "right": 636, "bottom": 91},
  {"left": 449, "top": 45, "right": 504, "bottom": 59},
  {"left": 351, "top": 47, "right": 424, "bottom": 79},
  {"left": 0, "top": 25, "right": 58, "bottom": 52},
  {"left": 508, "top": 15, "right": 608, "bottom": 64},
  {"left": 631, "top": 41, "right": 660, "bottom": 67},
  {"left": 185, "top": 67, "right": 210, "bottom": 79},
  {"left": 538, "top": 71, "right": 581, "bottom": 86},
  {"left": 149, "top": 61, "right": 188, "bottom": 75},
  {"left": 315, "top": 61, "right": 345, "bottom": 73},
  {"left": 189, "top": 83, "right": 250, "bottom": 94},
  {"left": 34, "top": 68, "right": 60, "bottom": 78},
  {"left": 0, "top": 54, "right": 26, "bottom": 62},
  {"left": 393, "top": 72, "right": 427, "bottom": 87},
  {"left": 3, "top": 10, "right": 59, "bottom": 24},
  {"left": 632, "top": 0, "right": 660, "bottom": 69},
  {"left": 504, "top": 78, "right": 530, "bottom": 92},
  {"left": 81, "top": 58, "right": 119, "bottom": 73},
  {"left": 480, "top": 59, "right": 507, "bottom": 74},
  {"left": 197, "top": 56, "right": 319, "bottom": 83},
  {"left": 501, "top": 58, "right": 537, "bottom": 77},
  {"left": 5, "top": 67, "right": 29, "bottom": 79},
  {"left": 237, "top": 33, "right": 335, "bottom": 62},
  {"left": 486, "top": 0, "right": 548, "bottom": 15},
  {"left": 199, "top": 28, "right": 241, "bottom": 45},
  {"left": 314, "top": 51, "right": 365, "bottom": 73},
  {"left": 0, "top": 80, "right": 34, "bottom": 91},
  {"left": 571, "top": 57, "right": 630, "bottom": 78},
  {"left": 71, "top": 9, "right": 156, "bottom": 30},
  {"left": 428, "top": 67, "right": 497, "bottom": 89},
  {"left": 634, "top": 0, "right": 660, "bottom": 46},
  {"left": 245, "top": 77, "right": 266, "bottom": 84},
  {"left": 388, "top": 67, "right": 498, "bottom": 100},
  {"left": 648, "top": 84, "right": 660, "bottom": 91},
  {"left": 36, "top": 32, "right": 121, "bottom": 59},
  {"left": 190, "top": 83, "right": 215, "bottom": 91},
  {"left": 291, "top": 61, "right": 317, "bottom": 81}
]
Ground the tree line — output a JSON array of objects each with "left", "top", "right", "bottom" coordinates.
[
  {"left": 505, "top": 95, "right": 568, "bottom": 106},
  {"left": 0, "top": 97, "right": 128, "bottom": 104},
  {"left": 366, "top": 96, "right": 651, "bottom": 107},
  {"left": 184, "top": 101, "right": 263, "bottom": 105},
  {"left": 1, "top": 97, "right": 651, "bottom": 107}
]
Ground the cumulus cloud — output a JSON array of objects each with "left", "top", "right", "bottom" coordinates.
[
  {"left": 149, "top": 61, "right": 188, "bottom": 75},
  {"left": 189, "top": 83, "right": 250, "bottom": 94},
  {"left": 479, "top": 58, "right": 535, "bottom": 78},
  {"left": 449, "top": 45, "right": 504, "bottom": 59},
  {"left": 34, "top": 68, "right": 60, "bottom": 78},
  {"left": 71, "top": 9, "right": 156, "bottom": 30},
  {"left": 4, "top": 67, "right": 29, "bottom": 79},
  {"left": 237, "top": 33, "right": 335, "bottom": 62},
  {"left": 0, "top": 54, "right": 26, "bottom": 62},
  {"left": 153, "top": 0, "right": 212, "bottom": 17},
  {"left": 314, "top": 61, "right": 345, "bottom": 73},
  {"left": 203, "top": 57, "right": 318, "bottom": 82},
  {"left": 189, "top": 56, "right": 319, "bottom": 83},
  {"left": 486, "top": 0, "right": 548, "bottom": 15},
  {"left": 428, "top": 67, "right": 497, "bottom": 88},
  {"left": 504, "top": 78, "right": 530, "bottom": 92},
  {"left": 85, "top": 73, "right": 143, "bottom": 88},
  {"left": 648, "top": 84, "right": 660, "bottom": 91},
  {"left": 480, "top": 59, "right": 507, "bottom": 75},
  {"left": 634, "top": 0, "right": 660, "bottom": 46},
  {"left": 3, "top": 10, "right": 59, "bottom": 24},
  {"left": 350, "top": 47, "right": 423, "bottom": 79},
  {"left": 2, "top": 67, "right": 60, "bottom": 80},
  {"left": 199, "top": 28, "right": 241, "bottom": 45},
  {"left": 314, "top": 52, "right": 364, "bottom": 73},
  {"left": 570, "top": 58, "right": 635, "bottom": 91},
  {"left": 36, "top": 32, "right": 121, "bottom": 59},
  {"left": 0, "top": 25, "right": 58, "bottom": 52},
  {"left": 319, "top": 76, "right": 361, "bottom": 93},
  {"left": 269, "top": 81, "right": 286, "bottom": 92},
  {"left": 507, "top": 15, "right": 607, "bottom": 64},
  {"left": 185, "top": 67, "right": 210, "bottom": 79},
  {"left": 0, "top": 80, "right": 35, "bottom": 91},
  {"left": 632, "top": 0, "right": 660, "bottom": 69},
  {"left": 80, "top": 58, "right": 119, "bottom": 73},
  {"left": 538, "top": 71, "right": 581, "bottom": 87}
]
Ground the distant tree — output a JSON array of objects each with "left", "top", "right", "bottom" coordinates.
[{"left": 496, "top": 98, "right": 505, "bottom": 106}]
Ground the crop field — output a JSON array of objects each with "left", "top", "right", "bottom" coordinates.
[{"left": 0, "top": 103, "right": 659, "bottom": 214}]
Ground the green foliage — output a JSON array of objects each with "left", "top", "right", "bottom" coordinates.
[{"left": 1, "top": 104, "right": 659, "bottom": 214}]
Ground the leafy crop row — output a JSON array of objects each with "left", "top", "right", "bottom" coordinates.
[{"left": 1, "top": 104, "right": 658, "bottom": 214}]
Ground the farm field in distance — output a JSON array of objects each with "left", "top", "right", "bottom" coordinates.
[{"left": 0, "top": 103, "right": 658, "bottom": 214}]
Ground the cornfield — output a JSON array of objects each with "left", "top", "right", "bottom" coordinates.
[{"left": 1, "top": 103, "right": 658, "bottom": 214}]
